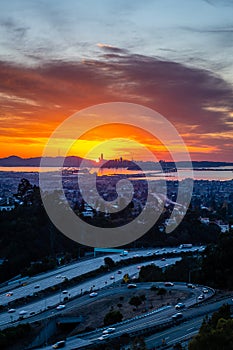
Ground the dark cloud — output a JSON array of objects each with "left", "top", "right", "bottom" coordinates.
[
  {"left": 97, "top": 43, "right": 128, "bottom": 54},
  {"left": 0, "top": 17, "right": 29, "bottom": 40},
  {"left": 0, "top": 51, "right": 232, "bottom": 158}
]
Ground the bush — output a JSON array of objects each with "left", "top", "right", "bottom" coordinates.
[{"left": 104, "top": 310, "right": 123, "bottom": 326}]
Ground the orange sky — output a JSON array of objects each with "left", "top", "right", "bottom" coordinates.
[
  {"left": 0, "top": 1, "right": 233, "bottom": 162},
  {"left": 0, "top": 56, "right": 232, "bottom": 162}
]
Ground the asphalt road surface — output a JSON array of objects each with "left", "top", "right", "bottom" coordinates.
[
  {"left": 0, "top": 246, "right": 203, "bottom": 306},
  {"left": 35, "top": 282, "right": 214, "bottom": 349},
  {"left": 0, "top": 257, "right": 182, "bottom": 328}
]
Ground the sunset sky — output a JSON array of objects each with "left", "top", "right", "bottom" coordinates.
[{"left": 0, "top": 0, "right": 233, "bottom": 161}]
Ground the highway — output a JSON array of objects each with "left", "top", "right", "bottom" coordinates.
[
  {"left": 78, "top": 284, "right": 213, "bottom": 342},
  {"left": 0, "top": 246, "right": 203, "bottom": 307},
  {"left": 0, "top": 257, "right": 182, "bottom": 328},
  {"left": 145, "top": 315, "right": 204, "bottom": 349},
  {"left": 34, "top": 282, "right": 214, "bottom": 349},
  {"left": 145, "top": 294, "right": 233, "bottom": 349}
]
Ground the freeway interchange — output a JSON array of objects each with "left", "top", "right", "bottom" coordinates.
[
  {"left": 34, "top": 282, "right": 216, "bottom": 350},
  {"left": 0, "top": 246, "right": 203, "bottom": 327},
  {"left": 0, "top": 245, "right": 213, "bottom": 348}
]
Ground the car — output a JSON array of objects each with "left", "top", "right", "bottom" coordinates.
[
  {"left": 127, "top": 283, "right": 137, "bottom": 289},
  {"left": 198, "top": 294, "right": 205, "bottom": 300},
  {"left": 8, "top": 309, "right": 16, "bottom": 313},
  {"left": 52, "top": 340, "right": 66, "bottom": 348},
  {"left": 29, "top": 311, "right": 35, "bottom": 316},
  {"left": 117, "top": 270, "right": 122, "bottom": 274},
  {"left": 19, "top": 310, "right": 28, "bottom": 315},
  {"left": 103, "top": 327, "right": 116, "bottom": 334},
  {"left": 56, "top": 304, "right": 66, "bottom": 310},
  {"left": 202, "top": 288, "right": 209, "bottom": 293},
  {"left": 98, "top": 334, "right": 110, "bottom": 341},
  {"left": 62, "top": 290, "right": 68, "bottom": 294},
  {"left": 161, "top": 257, "right": 166, "bottom": 261},
  {"left": 34, "top": 285, "right": 40, "bottom": 289},
  {"left": 175, "top": 303, "right": 185, "bottom": 310},
  {"left": 172, "top": 312, "right": 183, "bottom": 320},
  {"left": 89, "top": 292, "right": 98, "bottom": 297},
  {"left": 164, "top": 282, "right": 174, "bottom": 287},
  {"left": 187, "top": 283, "right": 195, "bottom": 289},
  {"left": 110, "top": 276, "right": 115, "bottom": 280},
  {"left": 137, "top": 265, "right": 142, "bottom": 270},
  {"left": 133, "top": 254, "right": 139, "bottom": 258},
  {"left": 6, "top": 291, "right": 13, "bottom": 297},
  {"left": 56, "top": 275, "right": 62, "bottom": 278}
]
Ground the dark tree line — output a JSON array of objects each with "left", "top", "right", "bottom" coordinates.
[{"left": 189, "top": 304, "right": 233, "bottom": 350}]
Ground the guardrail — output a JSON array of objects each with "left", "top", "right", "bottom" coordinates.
[{"left": 78, "top": 305, "right": 172, "bottom": 338}]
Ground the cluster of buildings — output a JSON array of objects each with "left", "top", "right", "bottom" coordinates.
[{"left": 0, "top": 169, "right": 232, "bottom": 233}]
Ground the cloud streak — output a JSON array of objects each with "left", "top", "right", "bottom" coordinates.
[{"left": 0, "top": 50, "right": 232, "bottom": 160}]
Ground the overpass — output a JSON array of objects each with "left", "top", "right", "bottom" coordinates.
[{"left": 57, "top": 316, "right": 83, "bottom": 325}]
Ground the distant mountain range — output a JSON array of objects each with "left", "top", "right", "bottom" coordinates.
[
  {"left": 0, "top": 156, "right": 232, "bottom": 168},
  {"left": 0, "top": 155, "right": 95, "bottom": 167}
]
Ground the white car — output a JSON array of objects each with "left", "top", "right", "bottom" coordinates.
[
  {"left": 56, "top": 304, "right": 66, "bottom": 310},
  {"left": 202, "top": 288, "right": 209, "bottom": 293},
  {"left": 8, "top": 309, "right": 16, "bottom": 313},
  {"left": 175, "top": 303, "right": 185, "bottom": 310},
  {"left": 103, "top": 327, "right": 115, "bottom": 334},
  {"left": 164, "top": 282, "right": 174, "bottom": 287},
  {"left": 52, "top": 340, "right": 66, "bottom": 348},
  {"left": 89, "top": 292, "right": 98, "bottom": 297},
  {"left": 172, "top": 312, "right": 183, "bottom": 320},
  {"left": 19, "top": 310, "right": 28, "bottom": 315},
  {"left": 98, "top": 334, "right": 110, "bottom": 341},
  {"left": 198, "top": 294, "right": 205, "bottom": 300}
]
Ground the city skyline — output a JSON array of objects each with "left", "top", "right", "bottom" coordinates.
[{"left": 0, "top": 0, "right": 232, "bottom": 161}]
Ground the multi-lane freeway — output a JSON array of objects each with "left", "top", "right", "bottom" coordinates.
[
  {"left": 34, "top": 282, "right": 215, "bottom": 349},
  {"left": 0, "top": 257, "right": 182, "bottom": 327},
  {"left": 0, "top": 245, "right": 206, "bottom": 348},
  {"left": 145, "top": 294, "right": 233, "bottom": 349},
  {"left": 0, "top": 246, "right": 203, "bottom": 306}
]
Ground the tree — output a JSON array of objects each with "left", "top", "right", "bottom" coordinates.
[
  {"left": 129, "top": 296, "right": 142, "bottom": 310},
  {"left": 150, "top": 284, "right": 158, "bottom": 291},
  {"left": 140, "top": 294, "right": 146, "bottom": 303},
  {"left": 188, "top": 304, "right": 233, "bottom": 350},
  {"left": 104, "top": 310, "right": 123, "bottom": 326},
  {"left": 210, "top": 304, "right": 231, "bottom": 328},
  {"left": 139, "top": 264, "right": 163, "bottom": 282},
  {"left": 157, "top": 288, "right": 167, "bottom": 299},
  {"left": 131, "top": 336, "right": 147, "bottom": 349},
  {"left": 104, "top": 257, "right": 115, "bottom": 269}
]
